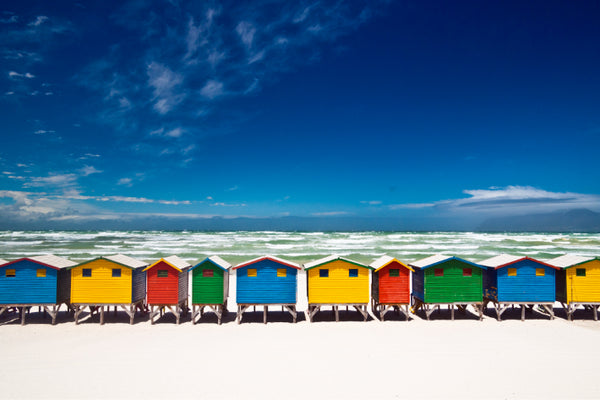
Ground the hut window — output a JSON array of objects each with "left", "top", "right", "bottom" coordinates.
[
  {"left": 389, "top": 269, "right": 400, "bottom": 277},
  {"left": 202, "top": 269, "right": 213, "bottom": 278},
  {"left": 536, "top": 268, "right": 545, "bottom": 277},
  {"left": 247, "top": 268, "right": 257, "bottom": 277},
  {"left": 5, "top": 269, "right": 16, "bottom": 278},
  {"left": 349, "top": 269, "right": 358, "bottom": 277},
  {"left": 82, "top": 268, "right": 92, "bottom": 277},
  {"left": 36, "top": 269, "right": 46, "bottom": 278},
  {"left": 319, "top": 269, "right": 329, "bottom": 278},
  {"left": 508, "top": 268, "right": 517, "bottom": 277},
  {"left": 112, "top": 268, "right": 121, "bottom": 278},
  {"left": 158, "top": 270, "right": 169, "bottom": 278},
  {"left": 277, "top": 268, "right": 287, "bottom": 277},
  {"left": 434, "top": 269, "right": 443, "bottom": 277},
  {"left": 463, "top": 268, "right": 472, "bottom": 277},
  {"left": 576, "top": 268, "right": 586, "bottom": 277}
]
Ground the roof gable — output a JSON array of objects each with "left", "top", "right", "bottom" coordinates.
[
  {"left": 71, "top": 254, "right": 148, "bottom": 270},
  {"left": 479, "top": 254, "right": 559, "bottom": 270},
  {"left": 233, "top": 255, "right": 301, "bottom": 270},
  {"left": 304, "top": 255, "right": 372, "bottom": 270},
  {"left": 144, "top": 255, "right": 191, "bottom": 272},
  {"left": 370, "top": 255, "right": 414, "bottom": 272},
  {"left": 0, "top": 255, "right": 76, "bottom": 270},
  {"left": 546, "top": 254, "right": 598, "bottom": 269},
  {"left": 190, "top": 255, "right": 231, "bottom": 271},
  {"left": 409, "top": 254, "right": 484, "bottom": 270}
]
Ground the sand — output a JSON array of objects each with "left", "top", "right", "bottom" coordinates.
[
  {"left": 1, "top": 273, "right": 599, "bottom": 399},
  {"left": 0, "top": 308, "right": 599, "bottom": 400}
]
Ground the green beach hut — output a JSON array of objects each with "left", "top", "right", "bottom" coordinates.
[
  {"left": 189, "top": 256, "right": 231, "bottom": 324},
  {"left": 409, "top": 254, "right": 485, "bottom": 320}
]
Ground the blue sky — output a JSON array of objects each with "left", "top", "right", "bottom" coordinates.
[{"left": 1, "top": 1, "right": 600, "bottom": 229}]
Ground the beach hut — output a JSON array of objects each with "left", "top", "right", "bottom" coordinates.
[
  {"left": 480, "top": 254, "right": 558, "bottom": 321},
  {"left": 370, "top": 255, "right": 414, "bottom": 321},
  {"left": 0, "top": 255, "right": 75, "bottom": 325},
  {"left": 144, "top": 255, "right": 190, "bottom": 324},
  {"left": 68, "top": 254, "right": 147, "bottom": 325},
  {"left": 304, "top": 255, "right": 374, "bottom": 322},
  {"left": 232, "top": 255, "right": 301, "bottom": 324},
  {"left": 549, "top": 254, "right": 600, "bottom": 321},
  {"left": 410, "top": 254, "right": 485, "bottom": 320},
  {"left": 189, "top": 256, "right": 231, "bottom": 325}
]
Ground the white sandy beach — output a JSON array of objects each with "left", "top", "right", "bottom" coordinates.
[
  {"left": 1, "top": 274, "right": 599, "bottom": 399},
  {"left": 0, "top": 310, "right": 599, "bottom": 400}
]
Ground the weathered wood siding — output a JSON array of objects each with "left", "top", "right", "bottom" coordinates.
[
  {"left": 57, "top": 268, "right": 71, "bottom": 304},
  {"left": 424, "top": 259, "right": 482, "bottom": 303},
  {"left": 307, "top": 260, "right": 369, "bottom": 304},
  {"left": 482, "top": 267, "right": 498, "bottom": 302},
  {"left": 71, "top": 259, "right": 133, "bottom": 304},
  {"left": 132, "top": 267, "right": 146, "bottom": 303},
  {"left": 412, "top": 268, "right": 425, "bottom": 301},
  {"left": 0, "top": 260, "right": 58, "bottom": 304},
  {"left": 496, "top": 260, "right": 555, "bottom": 302},
  {"left": 146, "top": 261, "right": 179, "bottom": 305},
  {"left": 178, "top": 269, "right": 189, "bottom": 303},
  {"left": 236, "top": 259, "right": 297, "bottom": 304},
  {"left": 376, "top": 262, "right": 410, "bottom": 304},
  {"left": 565, "top": 259, "right": 600, "bottom": 303},
  {"left": 191, "top": 262, "right": 225, "bottom": 304}
]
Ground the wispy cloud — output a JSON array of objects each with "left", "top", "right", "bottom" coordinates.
[
  {"left": 147, "top": 62, "right": 185, "bottom": 115},
  {"left": 34, "top": 129, "right": 55, "bottom": 134},
  {"left": 312, "top": 211, "right": 351, "bottom": 216},
  {"left": 8, "top": 71, "right": 35, "bottom": 79},
  {"left": 200, "top": 80, "right": 224, "bottom": 99},
  {"left": 28, "top": 16, "right": 49, "bottom": 27},
  {"left": 390, "top": 186, "right": 600, "bottom": 215}
]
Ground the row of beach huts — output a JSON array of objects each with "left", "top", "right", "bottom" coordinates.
[{"left": 0, "top": 253, "right": 599, "bottom": 325}]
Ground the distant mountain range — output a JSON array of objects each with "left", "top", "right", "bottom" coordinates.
[
  {"left": 478, "top": 209, "right": 600, "bottom": 232},
  {"left": 2, "top": 209, "right": 599, "bottom": 232}
]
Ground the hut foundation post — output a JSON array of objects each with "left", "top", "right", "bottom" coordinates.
[
  {"left": 334, "top": 305, "right": 339, "bottom": 322},
  {"left": 521, "top": 305, "right": 525, "bottom": 321},
  {"left": 20, "top": 307, "right": 26, "bottom": 326},
  {"left": 594, "top": 306, "right": 598, "bottom": 321},
  {"left": 263, "top": 306, "right": 268, "bottom": 324},
  {"left": 100, "top": 306, "right": 105, "bottom": 325},
  {"left": 451, "top": 304, "right": 454, "bottom": 321}
]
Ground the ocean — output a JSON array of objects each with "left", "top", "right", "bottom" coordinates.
[{"left": 1, "top": 231, "right": 599, "bottom": 264}]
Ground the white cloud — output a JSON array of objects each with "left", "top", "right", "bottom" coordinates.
[
  {"left": 200, "top": 80, "right": 224, "bottom": 99},
  {"left": 165, "top": 127, "right": 183, "bottom": 138},
  {"left": 236, "top": 21, "right": 256, "bottom": 49},
  {"left": 117, "top": 177, "right": 133, "bottom": 186},
  {"left": 79, "top": 165, "right": 102, "bottom": 176},
  {"left": 390, "top": 186, "right": 600, "bottom": 215},
  {"left": 147, "top": 62, "right": 185, "bottom": 114},
  {"left": 34, "top": 129, "right": 55, "bottom": 134},
  {"left": 0, "top": 15, "right": 18, "bottom": 24},
  {"left": 28, "top": 16, "right": 49, "bottom": 27},
  {"left": 8, "top": 71, "right": 35, "bottom": 79},
  {"left": 361, "top": 200, "right": 382, "bottom": 205},
  {"left": 311, "top": 211, "right": 350, "bottom": 216},
  {"left": 25, "top": 173, "right": 78, "bottom": 188}
]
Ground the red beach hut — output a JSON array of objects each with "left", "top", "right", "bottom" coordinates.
[
  {"left": 144, "top": 255, "right": 191, "bottom": 324},
  {"left": 370, "top": 255, "right": 414, "bottom": 320}
]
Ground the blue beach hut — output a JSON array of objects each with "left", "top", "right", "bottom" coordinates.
[
  {"left": 480, "top": 254, "right": 559, "bottom": 320},
  {"left": 0, "top": 255, "right": 76, "bottom": 325},
  {"left": 231, "top": 255, "right": 301, "bottom": 324}
]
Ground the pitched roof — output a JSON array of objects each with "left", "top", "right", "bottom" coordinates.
[
  {"left": 479, "top": 254, "right": 559, "bottom": 270},
  {"left": 71, "top": 254, "right": 148, "bottom": 269},
  {"left": 409, "top": 254, "right": 484, "bottom": 270},
  {"left": 232, "top": 255, "right": 301, "bottom": 270},
  {"left": 190, "top": 255, "right": 231, "bottom": 271},
  {"left": 144, "top": 255, "right": 191, "bottom": 272},
  {"left": 546, "top": 254, "right": 597, "bottom": 269},
  {"left": 304, "top": 255, "right": 372, "bottom": 270},
  {"left": 369, "top": 255, "right": 414, "bottom": 272},
  {"left": 0, "top": 254, "right": 76, "bottom": 270},
  {"left": 30, "top": 254, "right": 77, "bottom": 269}
]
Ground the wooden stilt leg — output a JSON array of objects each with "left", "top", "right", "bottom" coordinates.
[
  {"left": 20, "top": 307, "right": 26, "bottom": 326},
  {"left": 100, "top": 306, "right": 105, "bottom": 325},
  {"left": 594, "top": 306, "right": 598, "bottom": 321},
  {"left": 334, "top": 305, "right": 339, "bottom": 322},
  {"left": 263, "top": 306, "right": 267, "bottom": 324},
  {"left": 521, "top": 305, "right": 525, "bottom": 321},
  {"left": 451, "top": 304, "right": 454, "bottom": 321}
]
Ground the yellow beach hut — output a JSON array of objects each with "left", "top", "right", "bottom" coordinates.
[
  {"left": 549, "top": 254, "right": 600, "bottom": 321},
  {"left": 304, "top": 255, "right": 374, "bottom": 322},
  {"left": 69, "top": 254, "right": 148, "bottom": 325}
]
